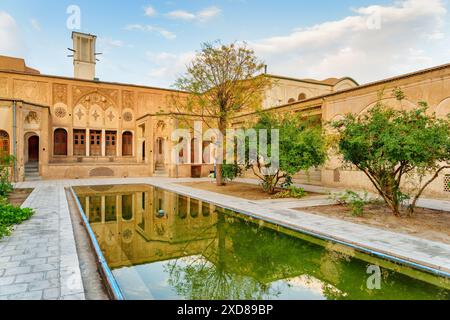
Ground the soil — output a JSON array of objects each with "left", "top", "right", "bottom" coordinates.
[
  {"left": 7, "top": 188, "right": 33, "bottom": 206},
  {"left": 179, "top": 181, "right": 322, "bottom": 200},
  {"left": 300, "top": 203, "right": 450, "bottom": 245}
]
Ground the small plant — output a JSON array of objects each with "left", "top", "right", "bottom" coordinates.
[
  {"left": 331, "top": 190, "right": 371, "bottom": 216},
  {"left": 0, "top": 200, "right": 34, "bottom": 238},
  {"left": 272, "top": 186, "right": 307, "bottom": 199},
  {"left": 221, "top": 164, "right": 242, "bottom": 183},
  {"left": 0, "top": 155, "right": 14, "bottom": 198}
]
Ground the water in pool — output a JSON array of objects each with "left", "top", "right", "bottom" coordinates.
[{"left": 73, "top": 184, "right": 450, "bottom": 300}]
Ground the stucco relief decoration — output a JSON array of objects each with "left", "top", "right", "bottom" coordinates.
[
  {"left": 25, "top": 111, "right": 40, "bottom": 124},
  {"left": 55, "top": 106, "right": 67, "bottom": 118},
  {"left": 105, "top": 107, "right": 118, "bottom": 126},
  {"left": 53, "top": 83, "right": 68, "bottom": 105},
  {"left": 157, "top": 120, "right": 166, "bottom": 131},
  {"left": 0, "top": 78, "right": 7, "bottom": 96},
  {"left": 122, "top": 91, "right": 135, "bottom": 110},
  {"left": 123, "top": 111, "right": 133, "bottom": 122},
  {"left": 75, "top": 107, "right": 85, "bottom": 120},
  {"left": 73, "top": 86, "right": 118, "bottom": 110},
  {"left": 14, "top": 80, "right": 48, "bottom": 105}
]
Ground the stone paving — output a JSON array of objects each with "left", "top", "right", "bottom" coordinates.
[
  {"left": 1, "top": 176, "right": 450, "bottom": 300},
  {"left": 0, "top": 185, "right": 84, "bottom": 300}
]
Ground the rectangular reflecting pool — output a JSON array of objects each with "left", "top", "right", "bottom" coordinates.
[{"left": 73, "top": 184, "right": 450, "bottom": 300}]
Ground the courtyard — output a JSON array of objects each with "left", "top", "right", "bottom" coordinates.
[
  {"left": 1, "top": 0, "right": 450, "bottom": 304},
  {"left": 0, "top": 176, "right": 449, "bottom": 300}
]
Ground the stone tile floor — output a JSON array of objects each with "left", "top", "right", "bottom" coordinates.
[
  {"left": 1, "top": 176, "right": 449, "bottom": 300},
  {"left": 0, "top": 185, "right": 84, "bottom": 300}
]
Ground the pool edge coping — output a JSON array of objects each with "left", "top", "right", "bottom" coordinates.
[
  {"left": 69, "top": 187, "right": 125, "bottom": 301},
  {"left": 152, "top": 182, "right": 450, "bottom": 280}
]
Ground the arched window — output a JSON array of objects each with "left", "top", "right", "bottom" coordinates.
[
  {"left": 288, "top": 98, "right": 296, "bottom": 104},
  {"left": 122, "top": 195, "right": 133, "bottom": 221},
  {"left": 54, "top": 128, "right": 67, "bottom": 156},
  {"left": 0, "top": 130, "right": 9, "bottom": 158},
  {"left": 122, "top": 131, "right": 133, "bottom": 156},
  {"left": 298, "top": 93, "right": 307, "bottom": 101}
]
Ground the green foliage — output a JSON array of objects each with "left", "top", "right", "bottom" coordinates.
[
  {"left": 272, "top": 186, "right": 307, "bottom": 199},
  {"left": 0, "top": 155, "right": 34, "bottom": 237},
  {"left": 173, "top": 41, "right": 271, "bottom": 186},
  {"left": 331, "top": 190, "right": 371, "bottom": 216},
  {"left": 0, "top": 155, "right": 14, "bottom": 198},
  {"left": 0, "top": 199, "right": 34, "bottom": 238},
  {"left": 332, "top": 98, "right": 450, "bottom": 215},
  {"left": 221, "top": 163, "right": 242, "bottom": 183},
  {"left": 247, "top": 113, "right": 327, "bottom": 194}
]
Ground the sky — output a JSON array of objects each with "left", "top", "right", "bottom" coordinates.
[{"left": 0, "top": 0, "right": 449, "bottom": 88}]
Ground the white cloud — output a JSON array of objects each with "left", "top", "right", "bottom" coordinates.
[
  {"left": 97, "top": 37, "right": 124, "bottom": 54},
  {"left": 249, "top": 0, "right": 448, "bottom": 84},
  {"left": 125, "top": 24, "right": 176, "bottom": 40},
  {"left": 166, "top": 6, "right": 221, "bottom": 22},
  {"left": 146, "top": 51, "right": 196, "bottom": 86},
  {"left": 197, "top": 6, "right": 221, "bottom": 21},
  {"left": 0, "top": 11, "right": 24, "bottom": 56},
  {"left": 30, "top": 18, "right": 41, "bottom": 31},
  {"left": 167, "top": 10, "right": 196, "bottom": 21},
  {"left": 144, "top": 5, "right": 156, "bottom": 17}
]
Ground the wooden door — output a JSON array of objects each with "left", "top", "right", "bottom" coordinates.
[
  {"left": 122, "top": 132, "right": 132, "bottom": 156},
  {"left": 73, "top": 129, "right": 86, "bottom": 156},
  {"left": 0, "top": 131, "right": 9, "bottom": 158},
  {"left": 54, "top": 129, "right": 67, "bottom": 156},
  {"left": 28, "top": 136, "right": 39, "bottom": 162},
  {"left": 90, "top": 130, "right": 102, "bottom": 156},
  {"left": 156, "top": 138, "right": 164, "bottom": 164},
  {"left": 105, "top": 131, "right": 117, "bottom": 156}
]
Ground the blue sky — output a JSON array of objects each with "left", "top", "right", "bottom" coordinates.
[{"left": 0, "top": 0, "right": 449, "bottom": 87}]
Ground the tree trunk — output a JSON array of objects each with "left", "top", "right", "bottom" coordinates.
[{"left": 216, "top": 118, "right": 226, "bottom": 186}]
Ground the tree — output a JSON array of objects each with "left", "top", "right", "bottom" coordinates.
[
  {"left": 173, "top": 41, "right": 270, "bottom": 186},
  {"left": 332, "top": 101, "right": 450, "bottom": 216},
  {"left": 246, "top": 113, "right": 327, "bottom": 194}
]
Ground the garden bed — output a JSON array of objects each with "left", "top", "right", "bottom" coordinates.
[
  {"left": 179, "top": 181, "right": 323, "bottom": 200},
  {"left": 7, "top": 188, "right": 33, "bottom": 206},
  {"left": 300, "top": 204, "right": 450, "bottom": 245}
]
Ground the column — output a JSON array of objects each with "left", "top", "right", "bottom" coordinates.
[
  {"left": 85, "top": 129, "right": 90, "bottom": 157},
  {"left": 101, "top": 129, "right": 106, "bottom": 157}
]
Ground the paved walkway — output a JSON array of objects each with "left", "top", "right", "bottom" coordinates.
[
  {"left": 0, "top": 186, "right": 84, "bottom": 300},
  {"left": 1, "top": 176, "right": 450, "bottom": 300}
]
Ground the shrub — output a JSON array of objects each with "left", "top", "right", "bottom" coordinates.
[
  {"left": 332, "top": 95, "right": 450, "bottom": 215},
  {"left": 0, "top": 155, "right": 14, "bottom": 198},
  {"left": 331, "top": 190, "right": 371, "bottom": 216},
  {"left": 272, "top": 186, "right": 307, "bottom": 199},
  {"left": 221, "top": 163, "right": 242, "bottom": 183},
  {"left": 0, "top": 195, "right": 34, "bottom": 239},
  {"left": 246, "top": 113, "right": 327, "bottom": 194}
]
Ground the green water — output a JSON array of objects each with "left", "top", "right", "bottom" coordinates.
[{"left": 73, "top": 184, "right": 450, "bottom": 300}]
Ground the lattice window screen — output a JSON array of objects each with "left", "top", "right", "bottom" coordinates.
[{"left": 444, "top": 175, "right": 450, "bottom": 193}]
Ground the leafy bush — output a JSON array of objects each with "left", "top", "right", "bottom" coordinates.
[
  {"left": 272, "top": 186, "right": 307, "bottom": 199},
  {"left": 0, "top": 155, "right": 14, "bottom": 198},
  {"left": 246, "top": 113, "right": 327, "bottom": 194},
  {"left": 332, "top": 95, "right": 450, "bottom": 215},
  {"left": 0, "top": 201, "right": 34, "bottom": 238},
  {"left": 221, "top": 163, "right": 242, "bottom": 183},
  {"left": 331, "top": 190, "right": 371, "bottom": 216}
]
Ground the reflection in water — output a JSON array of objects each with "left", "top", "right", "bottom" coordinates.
[{"left": 74, "top": 185, "right": 450, "bottom": 300}]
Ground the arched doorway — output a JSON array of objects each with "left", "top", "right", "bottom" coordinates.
[
  {"left": 155, "top": 138, "right": 164, "bottom": 165},
  {"left": 122, "top": 131, "right": 133, "bottom": 156},
  {"left": 28, "top": 135, "right": 39, "bottom": 162},
  {"left": 54, "top": 129, "right": 68, "bottom": 156},
  {"left": 142, "top": 141, "right": 146, "bottom": 161},
  {"left": 0, "top": 130, "right": 10, "bottom": 158}
]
